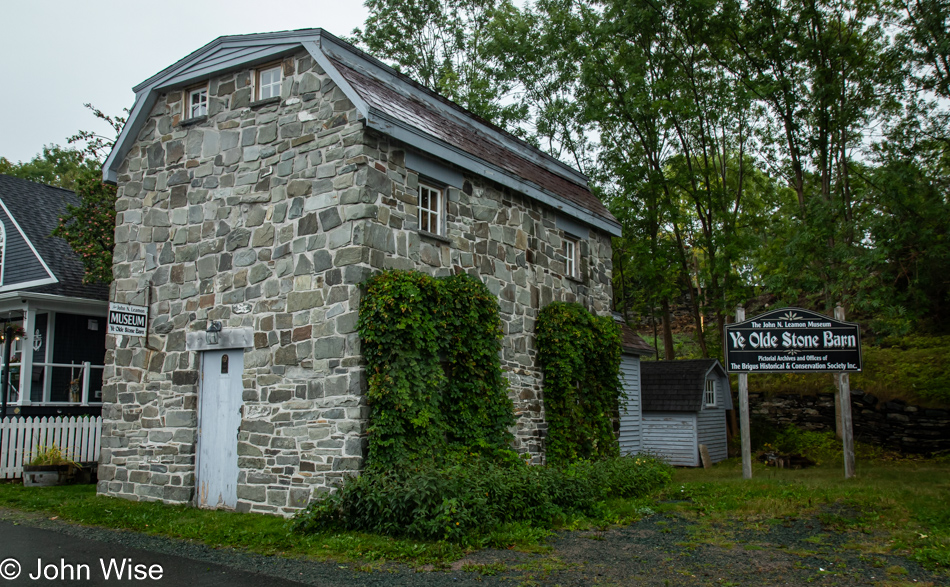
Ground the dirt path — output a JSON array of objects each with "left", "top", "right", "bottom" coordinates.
[{"left": 0, "top": 509, "right": 944, "bottom": 586}]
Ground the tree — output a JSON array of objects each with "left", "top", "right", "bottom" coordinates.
[{"left": 0, "top": 145, "right": 98, "bottom": 191}]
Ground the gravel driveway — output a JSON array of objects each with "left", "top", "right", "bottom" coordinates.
[{"left": 1, "top": 508, "right": 944, "bottom": 586}]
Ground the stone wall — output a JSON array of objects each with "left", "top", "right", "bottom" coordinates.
[
  {"left": 750, "top": 391, "right": 950, "bottom": 454},
  {"left": 102, "top": 50, "right": 375, "bottom": 514},
  {"left": 100, "top": 48, "right": 615, "bottom": 513},
  {"left": 349, "top": 129, "right": 614, "bottom": 459}
]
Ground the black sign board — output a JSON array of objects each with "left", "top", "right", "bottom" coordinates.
[{"left": 724, "top": 307, "right": 862, "bottom": 373}]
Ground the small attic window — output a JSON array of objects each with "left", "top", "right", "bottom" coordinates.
[
  {"left": 704, "top": 378, "right": 716, "bottom": 407},
  {"left": 257, "top": 64, "right": 282, "bottom": 100},
  {"left": 186, "top": 85, "right": 208, "bottom": 119}
]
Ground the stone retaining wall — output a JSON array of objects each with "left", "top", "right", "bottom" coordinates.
[{"left": 750, "top": 391, "right": 950, "bottom": 454}]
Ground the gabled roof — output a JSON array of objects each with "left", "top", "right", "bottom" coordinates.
[
  {"left": 641, "top": 359, "right": 728, "bottom": 412},
  {"left": 104, "top": 29, "right": 621, "bottom": 237},
  {"left": 0, "top": 175, "right": 109, "bottom": 301}
]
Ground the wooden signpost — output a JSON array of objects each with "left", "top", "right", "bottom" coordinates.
[{"left": 725, "top": 306, "right": 862, "bottom": 479}]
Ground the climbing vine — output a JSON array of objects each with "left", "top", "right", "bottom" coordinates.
[
  {"left": 536, "top": 302, "right": 623, "bottom": 465},
  {"left": 359, "top": 270, "right": 514, "bottom": 469}
]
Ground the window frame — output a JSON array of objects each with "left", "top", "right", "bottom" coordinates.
[
  {"left": 185, "top": 84, "right": 209, "bottom": 120},
  {"left": 564, "top": 236, "right": 579, "bottom": 279},
  {"left": 418, "top": 181, "right": 445, "bottom": 236},
  {"left": 255, "top": 63, "right": 282, "bottom": 101},
  {"left": 704, "top": 378, "right": 716, "bottom": 407}
]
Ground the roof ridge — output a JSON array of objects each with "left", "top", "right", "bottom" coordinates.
[{"left": 0, "top": 174, "right": 77, "bottom": 196}]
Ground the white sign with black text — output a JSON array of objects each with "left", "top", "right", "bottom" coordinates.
[{"left": 107, "top": 302, "right": 148, "bottom": 336}]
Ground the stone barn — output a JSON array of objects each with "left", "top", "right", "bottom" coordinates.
[{"left": 98, "top": 29, "right": 622, "bottom": 514}]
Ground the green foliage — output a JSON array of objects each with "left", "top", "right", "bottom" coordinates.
[
  {"left": 0, "top": 145, "right": 99, "bottom": 190},
  {"left": 28, "top": 444, "right": 81, "bottom": 468},
  {"left": 535, "top": 302, "right": 623, "bottom": 464},
  {"left": 359, "top": 270, "right": 514, "bottom": 468},
  {"left": 293, "top": 454, "right": 672, "bottom": 544},
  {"left": 50, "top": 167, "right": 117, "bottom": 283}
]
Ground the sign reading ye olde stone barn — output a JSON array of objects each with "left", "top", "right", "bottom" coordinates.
[{"left": 724, "top": 308, "right": 862, "bottom": 373}]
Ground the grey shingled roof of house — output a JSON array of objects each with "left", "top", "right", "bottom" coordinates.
[
  {"left": 0, "top": 175, "right": 110, "bottom": 301},
  {"left": 640, "top": 359, "right": 721, "bottom": 412}
]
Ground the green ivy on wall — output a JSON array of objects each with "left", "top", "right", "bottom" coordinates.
[
  {"left": 359, "top": 270, "right": 515, "bottom": 469},
  {"left": 536, "top": 302, "right": 623, "bottom": 464}
]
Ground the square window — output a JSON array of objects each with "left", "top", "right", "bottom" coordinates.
[
  {"left": 257, "top": 65, "right": 282, "bottom": 100},
  {"left": 418, "top": 182, "right": 443, "bottom": 235},
  {"left": 705, "top": 379, "right": 716, "bottom": 407},
  {"left": 187, "top": 86, "right": 208, "bottom": 119},
  {"left": 564, "top": 237, "right": 578, "bottom": 279}
]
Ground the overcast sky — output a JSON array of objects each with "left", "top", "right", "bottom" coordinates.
[{"left": 0, "top": 0, "right": 369, "bottom": 164}]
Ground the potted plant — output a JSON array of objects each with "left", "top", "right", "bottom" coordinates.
[{"left": 22, "top": 444, "right": 82, "bottom": 487}]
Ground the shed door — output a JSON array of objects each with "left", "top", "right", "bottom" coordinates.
[
  {"left": 197, "top": 349, "right": 243, "bottom": 509},
  {"left": 641, "top": 413, "right": 698, "bottom": 466}
]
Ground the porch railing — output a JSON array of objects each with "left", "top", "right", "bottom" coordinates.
[{"left": 0, "top": 415, "right": 102, "bottom": 479}]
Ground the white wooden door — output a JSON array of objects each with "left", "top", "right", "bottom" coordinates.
[{"left": 197, "top": 349, "right": 243, "bottom": 509}]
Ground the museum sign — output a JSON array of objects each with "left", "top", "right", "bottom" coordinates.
[{"left": 724, "top": 307, "right": 862, "bottom": 373}]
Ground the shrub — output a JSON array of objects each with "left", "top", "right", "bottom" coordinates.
[
  {"left": 536, "top": 302, "right": 623, "bottom": 464},
  {"left": 293, "top": 454, "right": 672, "bottom": 544}
]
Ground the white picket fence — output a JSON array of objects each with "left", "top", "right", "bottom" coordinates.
[{"left": 0, "top": 416, "right": 102, "bottom": 479}]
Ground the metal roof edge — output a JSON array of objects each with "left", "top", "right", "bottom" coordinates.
[{"left": 366, "top": 112, "right": 621, "bottom": 236}]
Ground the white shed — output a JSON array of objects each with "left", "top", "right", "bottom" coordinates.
[
  {"left": 637, "top": 359, "right": 732, "bottom": 467},
  {"left": 617, "top": 324, "right": 656, "bottom": 456}
]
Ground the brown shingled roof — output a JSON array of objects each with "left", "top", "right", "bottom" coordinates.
[
  {"left": 620, "top": 324, "right": 656, "bottom": 355},
  {"left": 332, "top": 60, "right": 616, "bottom": 226}
]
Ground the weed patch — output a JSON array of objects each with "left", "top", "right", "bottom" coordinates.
[{"left": 293, "top": 454, "right": 672, "bottom": 545}]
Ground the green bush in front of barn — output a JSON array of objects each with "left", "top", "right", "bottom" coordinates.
[{"left": 292, "top": 452, "right": 672, "bottom": 544}]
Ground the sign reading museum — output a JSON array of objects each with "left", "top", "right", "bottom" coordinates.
[
  {"left": 108, "top": 302, "right": 148, "bottom": 336},
  {"left": 724, "top": 308, "right": 862, "bottom": 373}
]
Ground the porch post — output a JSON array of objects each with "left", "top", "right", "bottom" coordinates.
[
  {"left": 20, "top": 303, "right": 35, "bottom": 404},
  {"left": 81, "top": 362, "right": 91, "bottom": 406}
]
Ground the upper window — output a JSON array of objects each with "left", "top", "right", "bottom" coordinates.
[
  {"left": 564, "top": 236, "right": 579, "bottom": 279},
  {"left": 418, "top": 182, "right": 444, "bottom": 235},
  {"left": 257, "top": 65, "right": 282, "bottom": 100},
  {"left": 705, "top": 378, "right": 716, "bottom": 407},
  {"left": 186, "top": 85, "right": 208, "bottom": 119}
]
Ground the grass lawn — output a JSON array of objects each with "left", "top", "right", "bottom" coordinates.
[
  {"left": 0, "top": 457, "right": 946, "bottom": 570},
  {"left": 659, "top": 458, "right": 950, "bottom": 570}
]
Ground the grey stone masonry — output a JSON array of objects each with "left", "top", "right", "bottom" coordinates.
[
  {"left": 751, "top": 391, "right": 950, "bottom": 454},
  {"left": 100, "top": 48, "right": 615, "bottom": 515}
]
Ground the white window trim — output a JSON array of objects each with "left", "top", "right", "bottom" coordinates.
[
  {"left": 185, "top": 84, "right": 209, "bottom": 119},
  {"left": 255, "top": 63, "right": 283, "bottom": 101},
  {"left": 705, "top": 378, "right": 716, "bottom": 407},
  {"left": 418, "top": 181, "right": 444, "bottom": 236},
  {"left": 564, "top": 236, "right": 578, "bottom": 279},
  {"left": 0, "top": 218, "right": 6, "bottom": 287}
]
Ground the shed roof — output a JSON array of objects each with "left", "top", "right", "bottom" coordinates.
[
  {"left": 641, "top": 359, "right": 727, "bottom": 412},
  {"left": 104, "top": 29, "right": 621, "bottom": 236},
  {"left": 0, "top": 175, "right": 109, "bottom": 301},
  {"left": 619, "top": 324, "right": 656, "bottom": 355}
]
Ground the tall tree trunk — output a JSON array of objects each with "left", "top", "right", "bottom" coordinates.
[{"left": 661, "top": 298, "right": 675, "bottom": 360}]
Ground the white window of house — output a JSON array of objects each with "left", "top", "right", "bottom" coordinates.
[
  {"left": 418, "top": 182, "right": 443, "bottom": 235},
  {"left": 705, "top": 378, "right": 716, "bottom": 407},
  {"left": 0, "top": 219, "right": 5, "bottom": 286},
  {"left": 187, "top": 85, "right": 208, "bottom": 119},
  {"left": 564, "top": 236, "right": 578, "bottom": 279},
  {"left": 257, "top": 64, "right": 282, "bottom": 100}
]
